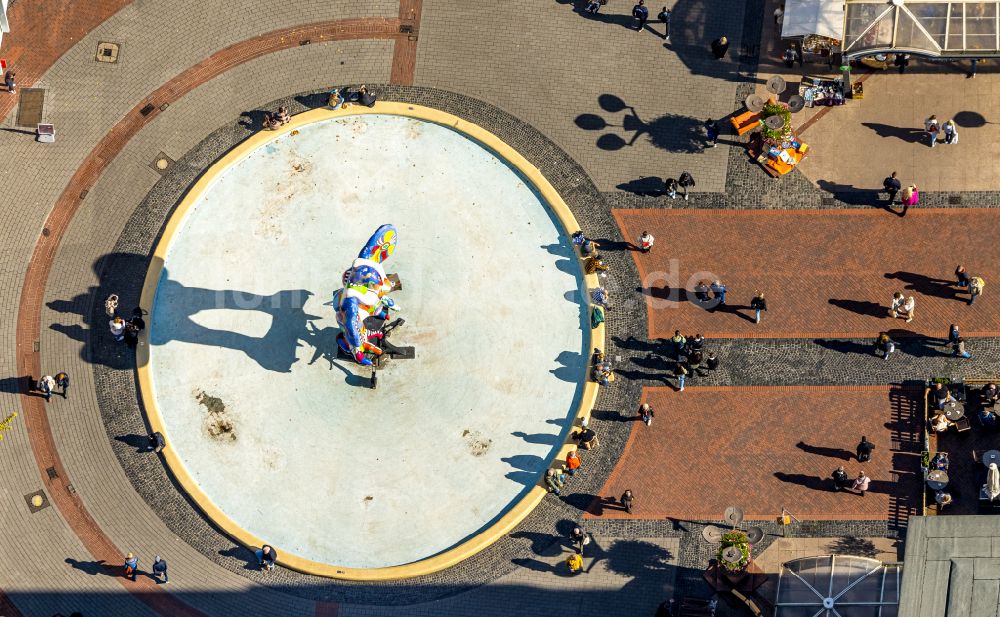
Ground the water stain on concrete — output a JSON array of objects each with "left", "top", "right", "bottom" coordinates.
[
  {"left": 195, "top": 389, "right": 236, "bottom": 442},
  {"left": 462, "top": 429, "right": 492, "bottom": 457}
]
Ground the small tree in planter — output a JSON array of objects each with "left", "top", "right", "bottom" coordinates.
[
  {"left": 718, "top": 531, "right": 752, "bottom": 573},
  {"left": 761, "top": 102, "right": 792, "bottom": 143}
]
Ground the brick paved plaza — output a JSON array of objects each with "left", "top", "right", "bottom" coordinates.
[{"left": 2, "top": 0, "right": 999, "bottom": 615}]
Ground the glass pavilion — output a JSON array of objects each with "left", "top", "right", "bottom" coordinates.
[
  {"left": 843, "top": 0, "right": 1000, "bottom": 59},
  {"left": 774, "top": 556, "right": 902, "bottom": 617}
]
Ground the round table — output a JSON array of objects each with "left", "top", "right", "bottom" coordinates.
[
  {"left": 945, "top": 405, "right": 965, "bottom": 421},
  {"left": 983, "top": 450, "right": 1000, "bottom": 467},
  {"left": 927, "top": 470, "right": 949, "bottom": 490}
]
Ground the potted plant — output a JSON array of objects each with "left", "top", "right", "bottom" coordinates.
[
  {"left": 718, "top": 531, "right": 752, "bottom": 573},
  {"left": 761, "top": 102, "right": 792, "bottom": 142}
]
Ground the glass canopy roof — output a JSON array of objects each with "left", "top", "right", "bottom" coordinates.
[
  {"left": 844, "top": 0, "right": 1000, "bottom": 58},
  {"left": 775, "top": 556, "right": 901, "bottom": 617}
]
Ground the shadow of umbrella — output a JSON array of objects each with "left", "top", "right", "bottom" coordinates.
[
  {"left": 599, "top": 93, "right": 627, "bottom": 112},
  {"left": 953, "top": 111, "right": 987, "bottom": 128}
]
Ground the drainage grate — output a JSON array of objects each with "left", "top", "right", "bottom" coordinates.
[
  {"left": 95, "top": 42, "right": 120, "bottom": 64},
  {"left": 400, "top": 24, "right": 414, "bottom": 34},
  {"left": 15, "top": 88, "right": 44, "bottom": 127},
  {"left": 948, "top": 194, "right": 962, "bottom": 205},
  {"left": 139, "top": 103, "right": 155, "bottom": 116},
  {"left": 46, "top": 466, "right": 58, "bottom": 480},
  {"left": 821, "top": 196, "right": 836, "bottom": 206}
]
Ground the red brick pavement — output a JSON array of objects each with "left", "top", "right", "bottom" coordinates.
[
  {"left": 587, "top": 386, "right": 923, "bottom": 522},
  {"left": 613, "top": 208, "right": 1000, "bottom": 339}
]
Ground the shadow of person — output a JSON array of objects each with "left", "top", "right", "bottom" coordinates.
[
  {"left": 551, "top": 350, "right": 588, "bottom": 383},
  {"left": 503, "top": 454, "right": 547, "bottom": 487},
  {"left": 509, "top": 530, "right": 566, "bottom": 557},
  {"left": 218, "top": 546, "right": 258, "bottom": 570},
  {"left": 774, "top": 471, "right": 830, "bottom": 491},
  {"left": 861, "top": 122, "right": 926, "bottom": 144},
  {"left": 65, "top": 558, "right": 115, "bottom": 576},
  {"left": 813, "top": 339, "right": 872, "bottom": 355},
  {"left": 796, "top": 440, "right": 853, "bottom": 460},
  {"left": 828, "top": 298, "right": 888, "bottom": 318},
  {"left": 114, "top": 434, "right": 153, "bottom": 453},
  {"left": 884, "top": 271, "right": 961, "bottom": 300}
]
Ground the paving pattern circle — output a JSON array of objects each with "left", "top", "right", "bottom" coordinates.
[{"left": 143, "top": 112, "right": 588, "bottom": 569}]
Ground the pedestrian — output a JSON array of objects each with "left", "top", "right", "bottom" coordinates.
[
  {"left": 638, "top": 230, "right": 655, "bottom": 253},
  {"left": 956, "top": 265, "right": 971, "bottom": 288},
  {"left": 149, "top": 431, "right": 166, "bottom": 453},
  {"left": 637, "top": 402, "right": 655, "bottom": 426},
  {"left": 969, "top": 276, "right": 986, "bottom": 305},
  {"left": 570, "top": 526, "right": 590, "bottom": 553},
  {"left": 670, "top": 330, "right": 686, "bottom": 358},
  {"left": 875, "top": 333, "right": 895, "bottom": 360},
  {"left": 750, "top": 291, "right": 767, "bottom": 324},
  {"left": 566, "top": 551, "right": 584, "bottom": 574},
  {"left": 566, "top": 449, "right": 582, "bottom": 475},
  {"left": 774, "top": 4, "right": 784, "bottom": 25},
  {"left": 856, "top": 436, "right": 875, "bottom": 462},
  {"left": 832, "top": 465, "right": 849, "bottom": 491},
  {"left": 632, "top": 0, "right": 649, "bottom": 31},
  {"left": 256, "top": 544, "right": 278, "bottom": 572},
  {"left": 711, "top": 36, "right": 729, "bottom": 59},
  {"left": 55, "top": 372, "right": 70, "bottom": 398},
  {"left": 943, "top": 120, "right": 958, "bottom": 145},
  {"left": 687, "top": 333, "right": 705, "bottom": 352},
  {"left": 4, "top": 70, "right": 15, "bottom": 94},
  {"left": 545, "top": 468, "right": 566, "bottom": 495},
  {"left": 678, "top": 171, "right": 695, "bottom": 200},
  {"left": 882, "top": 171, "right": 900, "bottom": 204},
  {"left": 694, "top": 280, "right": 710, "bottom": 303},
  {"left": 900, "top": 184, "right": 919, "bottom": 214},
  {"left": 949, "top": 323, "right": 961, "bottom": 344},
  {"left": 37, "top": 375, "right": 56, "bottom": 402},
  {"left": 889, "top": 291, "right": 905, "bottom": 317},
  {"left": 620, "top": 489, "right": 635, "bottom": 513},
  {"left": 969, "top": 58, "right": 978, "bottom": 78},
  {"left": 704, "top": 119, "right": 719, "bottom": 147},
  {"left": 585, "top": 0, "right": 602, "bottom": 14},
  {"left": 852, "top": 471, "right": 871, "bottom": 496},
  {"left": 110, "top": 316, "right": 127, "bottom": 342},
  {"left": 706, "top": 351, "right": 719, "bottom": 370},
  {"left": 658, "top": 6, "right": 671, "bottom": 40},
  {"left": 152, "top": 555, "right": 168, "bottom": 584},
  {"left": 674, "top": 361, "right": 688, "bottom": 391},
  {"left": 894, "top": 53, "right": 910, "bottom": 73},
  {"left": 123, "top": 552, "right": 138, "bottom": 581},
  {"left": 710, "top": 280, "right": 727, "bottom": 304},
  {"left": 688, "top": 349, "right": 704, "bottom": 375},
  {"left": 664, "top": 177, "right": 679, "bottom": 199},
  {"left": 924, "top": 115, "right": 939, "bottom": 147},
  {"left": 901, "top": 295, "right": 916, "bottom": 323},
  {"left": 954, "top": 337, "right": 972, "bottom": 359},
  {"left": 782, "top": 46, "right": 796, "bottom": 68}
]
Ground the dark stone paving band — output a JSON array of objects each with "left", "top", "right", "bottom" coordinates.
[{"left": 90, "top": 85, "right": 643, "bottom": 604}]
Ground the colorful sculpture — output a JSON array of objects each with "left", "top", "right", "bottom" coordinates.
[{"left": 334, "top": 224, "right": 399, "bottom": 366}]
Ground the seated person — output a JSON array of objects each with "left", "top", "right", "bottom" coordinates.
[
  {"left": 980, "top": 407, "right": 998, "bottom": 429},
  {"left": 591, "top": 361, "right": 613, "bottom": 386},
  {"left": 686, "top": 333, "right": 705, "bottom": 352},
  {"left": 930, "top": 412, "right": 952, "bottom": 433},
  {"left": 933, "top": 382, "right": 956, "bottom": 410},
  {"left": 591, "top": 287, "right": 610, "bottom": 308},
  {"left": 574, "top": 427, "right": 599, "bottom": 450},
  {"left": 931, "top": 452, "right": 949, "bottom": 471},
  {"left": 584, "top": 255, "right": 608, "bottom": 275},
  {"left": 935, "top": 490, "right": 953, "bottom": 508},
  {"left": 983, "top": 383, "right": 1000, "bottom": 407},
  {"left": 357, "top": 85, "right": 376, "bottom": 108},
  {"left": 693, "top": 281, "right": 710, "bottom": 302},
  {"left": 581, "top": 238, "right": 599, "bottom": 257}
]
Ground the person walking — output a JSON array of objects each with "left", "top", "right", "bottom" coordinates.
[
  {"left": 900, "top": 295, "right": 916, "bottom": 323},
  {"left": 638, "top": 231, "right": 655, "bottom": 253},
  {"left": 570, "top": 526, "right": 591, "bottom": 554},
  {"left": 774, "top": 4, "right": 784, "bottom": 25},
  {"left": 856, "top": 436, "right": 875, "bottom": 462},
  {"left": 894, "top": 53, "right": 909, "bottom": 73},
  {"left": 954, "top": 337, "right": 972, "bottom": 359},
  {"left": 750, "top": 291, "right": 767, "bottom": 324},
  {"left": 637, "top": 402, "right": 655, "bottom": 426},
  {"left": 711, "top": 36, "right": 730, "bottom": 59},
  {"left": 832, "top": 465, "right": 849, "bottom": 491},
  {"left": 882, "top": 171, "right": 901, "bottom": 204},
  {"left": 707, "top": 351, "right": 719, "bottom": 370},
  {"left": 678, "top": 171, "right": 695, "bottom": 200},
  {"left": 4, "top": 70, "right": 15, "bottom": 94},
  {"left": 152, "top": 556, "right": 168, "bottom": 583},
  {"left": 969, "top": 58, "right": 978, "bottom": 78},
  {"left": 875, "top": 333, "right": 895, "bottom": 360},
  {"left": 710, "top": 280, "right": 727, "bottom": 305},
  {"left": 55, "top": 372, "right": 70, "bottom": 398},
  {"left": 924, "top": 115, "right": 939, "bottom": 147},
  {"left": 566, "top": 551, "right": 584, "bottom": 574},
  {"left": 110, "top": 316, "right": 127, "bottom": 342},
  {"left": 949, "top": 324, "right": 961, "bottom": 345},
  {"left": 620, "top": 489, "right": 635, "bottom": 513},
  {"left": 566, "top": 449, "right": 582, "bottom": 475},
  {"left": 956, "top": 265, "right": 971, "bottom": 288},
  {"left": 943, "top": 119, "right": 959, "bottom": 145},
  {"left": 969, "top": 276, "right": 986, "bottom": 305},
  {"left": 900, "top": 184, "right": 919, "bottom": 215},
  {"left": 669, "top": 330, "right": 686, "bottom": 358},
  {"left": 256, "top": 545, "right": 278, "bottom": 572},
  {"left": 889, "top": 292, "right": 905, "bottom": 318},
  {"left": 37, "top": 375, "right": 56, "bottom": 402},
  {"left": 704, "top": 119, "right": 719, "bottom": 147},
  {"left": 674, "top": 362, "right": 688, "bottom": 391},
  {"left": 852, "top": 471, "right": 871, "bottom": 496},
  {"left": 658, "top": 6, "right": 671, "bottom": 40},
  {"left": 123, "top": 552, "right": 138, "bottom": 582},
  {"left": 664, "top": 177, "right": 679, "bottom": 199},
  {"left": 632, "top": 0, "right": 649, "bottom": 31}
]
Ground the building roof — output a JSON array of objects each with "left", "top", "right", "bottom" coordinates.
[
  {"left": 900, "top": 516, "right": 1000, "bottom": 617},
  {"left": 843, "top": 0, "right": 1000, "bottom": 59}
]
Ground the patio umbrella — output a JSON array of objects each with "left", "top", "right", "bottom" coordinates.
[{"left": 988, "top": 463, "right": 1000, "bottom": 500}]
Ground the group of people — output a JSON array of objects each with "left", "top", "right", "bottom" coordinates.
[
  {"left": 664, "top": 171, "right": 696, "bottom": 200},
  {"left": 328, "top": 85, "right": 377, "bottom": 110},
  {"left": 122, "top": 552, "right": 169, "bottom": 583},
  {"left": 830, "top": 436, "right": 876, "bottom": 495},
  {"left": 545, "top": 427, "right": 596, "bottom": 496},
  {"left": 881, "top": 171, "right": 919, "bottom": 214},
  {"left": 666, "top": 330, "right": 719, "bottom": 391},
  {"left": 955, "top": 264, "right": 987, "bottom": 305},
  {"left": 924, "top": 115, "right": 959, "bottom": 148},
  {"left": 35, "top": 372, "right": 69, "bottom": 402}
]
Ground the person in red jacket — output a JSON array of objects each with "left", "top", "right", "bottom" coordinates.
[{"left": 566, "top": 449, "right": 582, "bottom": 476}]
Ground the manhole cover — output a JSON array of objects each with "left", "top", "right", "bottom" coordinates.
[
  {"left": 949, "top": 194, "right": 963, "bottom": 205},
  {"left": 150, "top": 152, "right": 175, "bottom": 174},
  {"left": 96, "top": 42, "right": 120, "bottom": 64},
  {"left": 24, "top": 490, "right": 50, "bottom": 513}
]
